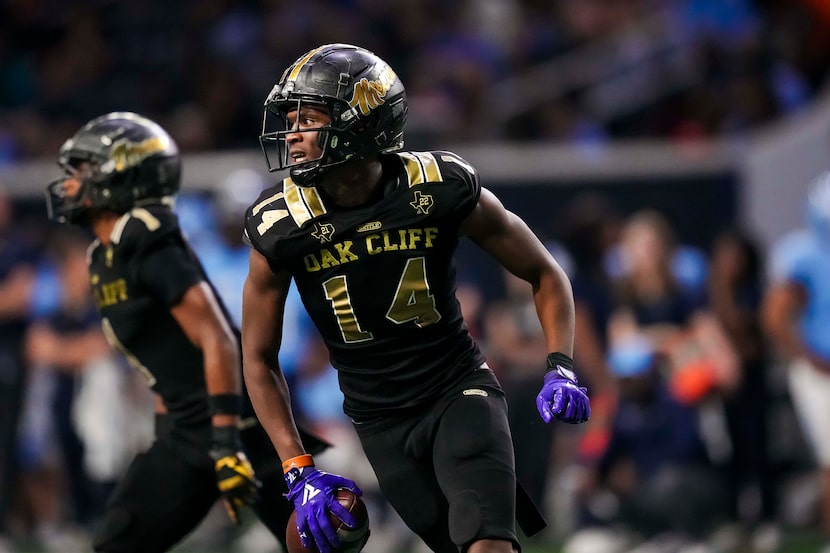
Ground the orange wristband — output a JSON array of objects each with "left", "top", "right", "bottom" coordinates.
[{"left": 282, "top": 454, "right": 314, "bottom": 474}]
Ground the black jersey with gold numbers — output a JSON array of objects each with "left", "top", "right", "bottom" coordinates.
[
  {"left": 244, "top": 151, "right": 488, "bottom": 420},
  {"left": 88, "top": 204, "right": 231, "bottom": 430}
]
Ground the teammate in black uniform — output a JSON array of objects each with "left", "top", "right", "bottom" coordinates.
[
  {"left": 45, "top": 112, "right": 326, "bottom": 553},
  {"left": 242, "top": 44, "right": 592, "bottom": 553}
]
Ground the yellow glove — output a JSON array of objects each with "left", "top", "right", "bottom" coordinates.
[{"left": 210, "top": 426, "right": 261, "bottom": 524}]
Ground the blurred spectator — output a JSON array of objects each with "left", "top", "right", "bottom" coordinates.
[
  {"left": 608, "top": 211, "right": 739, "bottom": 403},
  {"left": 607, "top": 210, "right": 704, "bottom": 339},
  {"left": 762, "top": 172, "right": 830, "bottom": 552},
  {"left": 606, "top": 210, "right": 741, "bottom": 490},
  {"left": 708, "top": 227, "right": 776, "bottom": 527},
  {"left": 0, "top": 190, "right": 37, "bottom": 546},
  {"left": 19, "top": 229, "right": 114, "bottom": 551},
  {"left": 555, "top": 193, "right": 621, "bottom": 474},
  {"left": 568, "top": 335, "right": 730, "bottom": 551},
  {"left": 557, "top": 194, "right": 620, "bottom": 395}
]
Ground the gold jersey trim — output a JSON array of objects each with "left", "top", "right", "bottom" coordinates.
[
  {"left": 110, "top": 212, "right": 132, "bottom": 244},
  {"left": 398, "top": 152, "right": 442, "bottom": 187},
  {"left": 284, "top": 178, "right": 327, "bottom": 227},
  {"left": 251, "top": 192, "right": 285, "bottom": 216},
  {"left": 86, "top": 239, "right": 100, "bottom": 265},
  {"left": 102, "top": 318, "right": 157, "bottom": 386},
  {"left": 131, "top": 208, "right": 162, "bottom": 232}
]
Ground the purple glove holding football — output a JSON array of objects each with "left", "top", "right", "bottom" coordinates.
[
  {"left": 536, "top": 352, "right": 591, "bottom": 424},
  {"left": 284, "top": 466, "right": 363, "bottom": 553}
]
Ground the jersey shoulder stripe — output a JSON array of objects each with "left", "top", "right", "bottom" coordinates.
[
  {"left": 109, "top": 205, "right": 178, "bottom": 247},
  {"left": 284, "top": 177, "right": 327, "bottom": 227},
  {"left": 245, "top": 178, "right": 331, "bottom": 247},
  {"left": 397, "top": 151, "right": 442, "bottom": 187}
]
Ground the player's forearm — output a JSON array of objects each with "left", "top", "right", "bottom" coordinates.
[
  {"left": 243, "top": 357, "right": 305, "bottom": 460},
  {"left": 533, "top": 264, "right": 575, "bottom": 357},
  {"left": 203, "top": 336, "right": 242, "bottom": 426}
]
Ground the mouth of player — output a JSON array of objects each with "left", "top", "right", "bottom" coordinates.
[{"left": 290, "top": 151, "right": 308, "bottom": 164}]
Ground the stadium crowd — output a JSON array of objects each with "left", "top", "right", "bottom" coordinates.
[{"left": 1, "top": 0, "right": 829, "bottom": 162}]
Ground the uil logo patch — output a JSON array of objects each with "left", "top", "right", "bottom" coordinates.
[
  {"left": 311, "top": 222, "right": 335, "bottom": 243},
  {"left": 410, "top": 191, "right": 434, "bottom": 215},
  {"left": 356, "top": 221, "right": 382, "bottom": 232}
]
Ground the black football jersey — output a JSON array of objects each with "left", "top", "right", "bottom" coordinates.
[
  {"left": 244, "top": 151, "right": 488, "bottom": 419},
  {"left": 88, "top": 204, "right": 233, "bottom": 430}
]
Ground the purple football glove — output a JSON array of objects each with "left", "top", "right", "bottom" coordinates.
[
  {"left": 284, "top": 466, "right": 362, "bottom": 553},
  {"left": 536, "top": 355, "right": 591, "bottom": 424}
]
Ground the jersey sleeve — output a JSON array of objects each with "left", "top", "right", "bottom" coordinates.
[
  {"left": 243, "top": 184, "right": 286, "bottom": 259},
  {"left": 138, "top": 237, "right": 204, "bottom": 306},
  {"left": 119, "top": 206, "right": 205, "bottom": 307},
  {"left": 433, "top": 150, "right": 482, "bottom": 220}
]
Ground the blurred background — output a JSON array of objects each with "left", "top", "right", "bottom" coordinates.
[{"left": 2, "top": 0, "right": 830, "bottom": 552}]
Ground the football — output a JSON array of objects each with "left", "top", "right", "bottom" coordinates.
[{"left": 286, "top": 489, "right": 370, "bottom": 553}]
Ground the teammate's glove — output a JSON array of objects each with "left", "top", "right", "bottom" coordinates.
[
  {"left": 209, "top": 425, "right": 261, "bottom": 524},
  {"left": 536, "top": 352, "right": 591, "bottom": 424},
  {"left": 284, "top": 456, "right": 362, "bottom": 553}
]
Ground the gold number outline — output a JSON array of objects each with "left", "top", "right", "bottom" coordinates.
[
  {"left": 385, "top": 257, "right": 442, "bottom": 327},
  {"left": 322, "top": 275, "right": 374, "bottom": 343},
  {"left": 322, "top": 256, "right": 441, "bottom": 343}
]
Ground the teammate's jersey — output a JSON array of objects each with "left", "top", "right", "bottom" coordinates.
[
  {"left": 244, "top": 151, "right": 488, "bottom": 419},
  {"left": 88, "top": 204, "right": 234, "bottom": 429},
  {"left": 769, "top": 228, "right": 830, "bottom": 361}
]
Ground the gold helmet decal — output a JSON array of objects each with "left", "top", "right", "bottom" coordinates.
[
  {"left": 108, "top": 136, "right": 170, "bottom": 172},
  {"left": 348, "top": 64, "right": 397, "bottom": 116}
]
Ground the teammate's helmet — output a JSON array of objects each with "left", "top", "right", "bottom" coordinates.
[
  {"left": 260, "top": 43, "right": 408, "bottom": 186},
  {"left": 806, "top": 171, "right": 830, "bottom": 248},
  {"left": 46, "top": 112, "right": 181, "bottom": 224}
]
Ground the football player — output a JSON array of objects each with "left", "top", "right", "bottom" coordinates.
[
  {"left": 243, "top": 44, "right": 591, "bottom": 553},
  {"left": 45, "top": 112, "right": 327, "bottom": 553},
  {"left": 763, "top": 172, "right": 830, "bottom": 548}
]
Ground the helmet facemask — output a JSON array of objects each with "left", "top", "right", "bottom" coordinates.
[
  {"left": 260, "top": 95, "right": 386, "bottom": 187},
  {"left": 46, "top": 153, "right": 117, "bottom": 224}
]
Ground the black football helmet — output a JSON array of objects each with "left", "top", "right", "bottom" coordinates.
[
  {"left": 260, "top": 43, "right": 408, "bottom": 186},
  {"left": 46, "top": 112, "right": 181, "bottom": 224}
]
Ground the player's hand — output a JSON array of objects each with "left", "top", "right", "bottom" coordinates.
[
  {"left": 536, "top": 353, "right": 591, "bottom": 424},
  {"left": 285, "top": 465, "right": 362, "bottom": 553},
  {"left": 210, "top": 426, "right": 261, "bottom": 524}
]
